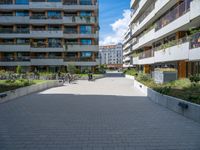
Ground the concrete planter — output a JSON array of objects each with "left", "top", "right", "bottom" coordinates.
[
  {"left": 154, "top": 71, "right": 177, "bottom": 83},
  {"left": 125, "top": 75, "right": 200, "bottom": 123},
  {"left": 0, "top": 80, "right": 63, "bottom": 104}
]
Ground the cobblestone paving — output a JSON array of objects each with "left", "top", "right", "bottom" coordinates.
[{"left": 0, "top": 75, "right": 200, "bottom": 150}]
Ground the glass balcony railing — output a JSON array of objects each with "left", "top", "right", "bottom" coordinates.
[
  {"left": 154, "top": 36, "right": 190, "bottom": 51},
  {"left": 0, "top": 0, "right": 13, "bottom": 5},
  {"left": 190, "top": 32, "right": 200, "bottom": 49},
  {"left": 0, "top": 29, "right": 29, "bottom": 33},
  {"left": 139, "top": 49, "right": 154, "bottom": 60},
  {"left": 155, "top": 0, "right": 192, "bottom": 31}
]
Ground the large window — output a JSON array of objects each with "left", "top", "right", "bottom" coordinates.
[
  {"left": 47, "top": 11, "right": 61, "bottom": 19},
  {"left": 80, "top": 0, "right": 92, "bottom": 5},
  {"left": 80, "top": 11, "right": 92, "bottom": 16},
  {"left": 80, "top": 25, "right": 92, "bottom": 34},
  {"left": 15, "top": 0, "right": 29, "bottom": 4},
  {"left": 16, "top": 11, "right": 29, "bottom": 16},
  {"left": 47, "top": 0, "right": 61, "bottom": 2},
  {"left": 80, "top": 39, "right": 92, "bottom": 45},
  {"left": 81, "top": 51, "right": 92, "bottom": 57}
]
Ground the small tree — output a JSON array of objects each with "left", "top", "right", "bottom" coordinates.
[
  {"left": 16, "top": 65, "right": 22, "bottom": 74},
  {"left": 67, "top": 64, "right": 77, "bottom": 74}
]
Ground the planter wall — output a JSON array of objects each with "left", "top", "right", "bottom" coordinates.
[
  {"left": 125, "top": 75, "right": 200, "bottom": 123},
  {"left": 0, "top": 80, "right": 63, "bottom": 104}
]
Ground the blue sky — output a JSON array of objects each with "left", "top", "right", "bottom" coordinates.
[{"left": 99, "top": 0, "right": 130, "bottom": 45}]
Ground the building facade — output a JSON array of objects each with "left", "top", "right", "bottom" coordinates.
[
  {"left": 123, "top": 0, "right": 200, "bottom": 78},
  {"left": 0, "top": 0, "right": 99, "bottom": 73},
  {"left": 100, "top": 43, "right": 123, "bottom": 68}
]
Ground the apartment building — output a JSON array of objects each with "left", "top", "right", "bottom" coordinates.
[
  {"left": 123, "top": 0, "right": 200, "bottom": 78},
  {"left": 0, "top": 0, "right": 99, "bottom": 73},
  {"left": 100, "top": 43, "right": 123, "bottom": 68}
]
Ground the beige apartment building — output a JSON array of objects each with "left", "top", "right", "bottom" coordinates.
[{"left": 0, "top": 0, "right": 99, "bottom": 73}]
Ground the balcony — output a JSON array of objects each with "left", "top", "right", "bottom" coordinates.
[
  {"left": 30, "top": 30, "right": 63, "bottom": 38},
  {"left": 63, "top": 16, "right": 96, "bottom": 24},
  {"left": 154, "top": 38, "right": 190, "bottom": 63},
  {"left": 0, "top": 44, "right": 30, "bottom": 52},
  {"left": 64, "top": 58, "right": 99, "bottom": 66},
  {"left": 63, "top": 4, "right": 98, "bottom": 11},
  {"left": 0, "top": 29, "right": 30, "bottom": 38},
  {"left": 0, "top": 16, "right": 29, "bottom": 24},
  {"left": 189, "top": 32, "right": 200, "bottom": 61},
  {"left": 31, "top": 58, "right": 64, "bottom": 66},
  {"left": 138, "top": 27, "right": 155, "bottom": 48},
  {"left": 65, "top": 45, "right": 98, "bottom": 52},
  {"left": 0, "top": 57, "right": 31, "bottom": 66},
  {"left": 29, "top": 2, "right": 63, "bottom": 9},
  {"left": 63, "top": 33, "right": 98, "bottom": 38},
  {"left": 30, "top": 15, "right": 63, "bottom": 24},
  {"left": 138, "top": 49, "right": 154, "bottom": 65}
]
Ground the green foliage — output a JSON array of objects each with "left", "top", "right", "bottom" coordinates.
[
  {"left": 16, "top": 65, "right": 22, "bottom": 74},
  {"left": 124, "top": 68, "right": 138, "bottom": 76},
  {"left": 189, "top": 75, "right": 200, "bottom": 83},
  {"left": 67, "top": 64, "right": 77, "bottom": 74},
  {"left": 136, "top": 73, "right": 152, "bottom": 82},
  {"left": 154, "top": 86, "right": 171, "bottom": 95}
]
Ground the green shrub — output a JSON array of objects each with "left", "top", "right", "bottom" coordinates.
[
  {"left": 190, "top": 75, "right": 200, "bottom": 83},
  {"left": 154, "top": 86, "right": 171, "bottom": 95},
  {"left": 124, "top": 68, "right": 138, "bottom": 76},
  {"left": 136, "top": 73, "right": 152, "bottom": 82},
  {"left": 16, "top": 65, "right": 22, "bottom": 74}
]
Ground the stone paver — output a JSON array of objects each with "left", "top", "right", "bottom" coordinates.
[{"left": 0, "top": 75, "right": 200, "bottom": 150}]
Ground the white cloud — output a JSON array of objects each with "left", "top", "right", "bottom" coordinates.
[{"left": 100, "top": 9, "right": 131, "bottom": 46}]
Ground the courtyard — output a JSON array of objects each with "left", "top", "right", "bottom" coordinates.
[{"left": 0, "top": 74, "right": 200, "bottom": 150}]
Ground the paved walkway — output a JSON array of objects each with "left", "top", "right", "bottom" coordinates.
[{"left": 0, "top": 75, "right": 200, "bottom": 150}]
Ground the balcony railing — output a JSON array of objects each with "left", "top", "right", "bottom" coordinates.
[
  {"left": 154, "top": 36, "right": 189, "bottom": 51},
  {"left": 139, "top": 49, "right": 154, "bottom": 60},
  {"left": 0, "top": 57, "right": 30, "bottom": 62},
  {"left": 190, "top": 32, "right": 200, "bottom": 49},
  {"left": 64, "top": 57, "right": 94, "bottom": 62},
  {"left": 0, "top": 29, "right": 30, "bottom": 33},
  {"left": 0, "top": 0, "right": 13, "bottom": 5},
  {"left": 155, "top": 0, "right": 192, "bottom": 31}
]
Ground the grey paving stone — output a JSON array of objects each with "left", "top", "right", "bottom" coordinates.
[{"left": 0, "top": 76, "right": 200, "bottom": 150}]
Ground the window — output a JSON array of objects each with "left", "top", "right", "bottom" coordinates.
[
  {"left": 80, "top": 39, "right": 92, "bottom": 45},
  {"left": 15, "top": 0, "right": 29, "bottom": 4},
  {"left": 16, "top": 11, "right": 29, "bottom": 16},
  {"left": 47, "top": 11, "right": 61, "bottom": 19},
  {"left": 81, "top": 51, "right": 92, "bottom": 57},
  {"left": 80, "top": 11, "right": 92, "bottom": 16},
  {"left": 80, "top": 0, "right": 92, "bottom": 5},
  {"left": 47, "top": 0, "right": 61, "bottom": 2},
  {"left": 80, "top": 25, "right": 92, "bottom": 34}
]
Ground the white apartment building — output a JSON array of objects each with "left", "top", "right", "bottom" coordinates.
[
  {"left": 100, "top": 43, "right": 123, "bottom": 65},
  {"left": 0, "top": 0, "right": 99, "bottom": 73},
  {"left": 123, "top": 0, "right": 200, "bottom": 78}
]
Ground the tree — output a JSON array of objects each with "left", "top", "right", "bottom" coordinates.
[
  {"left": 67, "top": 64, "right": 77, "bottom": 74},
  {"left": 16, "top": 65, "right": 22, "bottom": 74}
]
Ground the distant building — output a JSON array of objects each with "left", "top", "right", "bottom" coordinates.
[{"left": 99, "top": 44, "right": 123, "bottom": 68}]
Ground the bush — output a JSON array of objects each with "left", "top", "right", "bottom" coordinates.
[
  {"left": 124, "top": 68, "right": 138, "bottom": 76},
  {"left": 190, "top": 75, "right": 200, "bottom": 83},
  {"left": 136, "top": 73, "right": 152, "bottom": 82},
  {"left": 16, "top": 65, "right": 22, "bottom": 74},
  {"left": 67, "top": 64, "right": 77, "bottom": 74}
]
